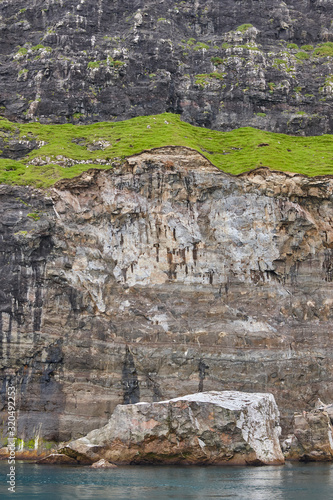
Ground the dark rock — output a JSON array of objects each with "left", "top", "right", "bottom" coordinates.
[
  {"left": 0, "top": 1, "right": 332, "bottom": 134},
  {"left": 57, "top": 447, "right": 94, "bottom": 465},
  {"left": 36, "top": 453, "right": 77, "bottom": 465}
]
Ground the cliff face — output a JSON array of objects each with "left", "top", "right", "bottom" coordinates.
[
  {"left": 0, "top": 0, "right": 333, "bottom": 134},
  {"left": 1, "top": 146, "right": 333, "bottom": 444}
]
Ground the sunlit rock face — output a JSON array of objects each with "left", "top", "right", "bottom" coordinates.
[
  {"left": 0, "top": 0, "right": 333, "bottom": 134},
  {"left": 1, "top": 146, "right": 333, "bottom": 444},
  {"left": 65, "top": 391, "right": 285, "bottom": 465}
]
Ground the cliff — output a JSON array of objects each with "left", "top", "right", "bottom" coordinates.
[
  {"left": 0, "top": 0, "right": 333, "bottom": 134},
  {"left": 1, "top": 146, "right": 333, "bottom": 447}
]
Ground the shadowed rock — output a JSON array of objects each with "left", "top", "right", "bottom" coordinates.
[
  {"left": 36, "top": 453, "right": 77, "bottom": 465},
  {"left": 1, "top": 1, "right": 333, "bottom": 134}
]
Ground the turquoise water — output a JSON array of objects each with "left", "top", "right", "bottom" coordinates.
[{"left": 1, "top": 461, "right": 333, "bottom": 499}]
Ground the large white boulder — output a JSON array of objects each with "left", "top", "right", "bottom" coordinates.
[{"left": 64, "top": 391, "right": 284, "bottom": 465}]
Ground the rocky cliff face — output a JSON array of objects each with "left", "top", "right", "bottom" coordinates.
[
  {"left": 0, "top": 0, "right": 333, "bottom": 134},
  {"left": 283, "top": 405, "right": 333, "bottom": 461},
  {"left": 1, "top": 146, "right": 333, "bottom": 446}
]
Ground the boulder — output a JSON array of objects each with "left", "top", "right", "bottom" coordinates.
[
  {"left": 66, "top": 391, "right": 284, "bottom": 465},
  {"left": 283, "top": 409, "right": 333, "bottom": 461},
  {"left": 57, "top": 446, "right": 94, "bottom": 465},
  {"left": 91, "top": 459, "right": 117, "bottom": 469},
  {"left": 36, "top": 453, "right": 77, "bottom": 465},
  {"left": 314, "top": 399, "right": 333, "bottom": 425}
]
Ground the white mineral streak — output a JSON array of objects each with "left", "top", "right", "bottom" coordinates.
[{"left": 329, "top": 427, "right": 333, "bottom": 450}]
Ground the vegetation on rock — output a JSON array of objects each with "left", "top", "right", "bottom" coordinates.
[
  {"left": 1, "top": 114, "right": 333, "bottom": 187},
  {"left": 1, "top": 0, "right": 333, "bottom": 134}
]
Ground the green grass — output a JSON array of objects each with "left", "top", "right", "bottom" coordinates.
[
  {"left": 195, "top": 72, "right": 226, "bottom": 87},
  {"left": 211, "top": 56, "right": 224, "bottom": 65},
  {"left": 193, "top": 42, "right": 210, "bottom": 51},
  {"left": 235, "top": 24, "right": 253, "bottom": 33},
  {"left": 313, "top": 42, "right": 333, "bottom": 57},
  {"left": 0, "top": 113, "right": 333, "bottom": 187},
  {"left": 295, "top": 51, "right": 310, "bottom": 60}
]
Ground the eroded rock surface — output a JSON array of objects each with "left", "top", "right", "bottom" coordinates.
[
  {"left": 1, "top": 146, "right": 333, "bottom": 446},
  {"left": 0, "top": 1, "right": 333, "bottom": 134},
  {"left": 66, "top": 391, "right": 284, "bottom": 465},
  {"left": 283, "top": 407, "right": 333, "bottom": 462},
  {"left": 36, "top": 453, "right": 77, "bottom": 465}
]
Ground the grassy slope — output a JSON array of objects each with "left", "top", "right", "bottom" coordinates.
[{"left": 1, "top": 113, "right": 333, "bottom": 187}]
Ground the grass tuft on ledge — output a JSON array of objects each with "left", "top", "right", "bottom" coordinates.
[{"left": 0, "top": 113, "right": 333, "bottom": 187}]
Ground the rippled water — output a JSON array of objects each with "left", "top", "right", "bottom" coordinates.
[{"left": 1, "top": 461, "right": 333, "bottom": 499}]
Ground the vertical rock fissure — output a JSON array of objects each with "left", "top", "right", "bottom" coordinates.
[
  {"left": 122, "top": 345, "right": 140, "bottom": 404},
  {"left": 198, "top": 359, "right": 209, "bottom": 392}
]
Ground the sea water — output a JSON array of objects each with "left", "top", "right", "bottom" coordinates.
[{"left": 0, "top": 461, "right": 333, "bottom": 499}]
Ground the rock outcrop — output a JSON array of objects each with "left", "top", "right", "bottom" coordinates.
[
  {"left": 283, "top": 407, "right": 333, "bottom": 462},
  {"left": 90, "top": 459, "right": 117, "bottom": 469},
  {"left": 1, "top": 146, "right": 333, "bottom": 447},
  {"left": 0, "top": 1, "right": 333, "bottom": 134},
  {"left": 36, "top": 453, "right": 77, "bottom": 465},
  {"left": 65, "top": 391, "right": 284, "bottom": 465}
]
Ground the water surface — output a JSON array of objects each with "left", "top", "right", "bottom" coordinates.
[{"left": 1, "top": 461, "right": 332, "bottom": 499}]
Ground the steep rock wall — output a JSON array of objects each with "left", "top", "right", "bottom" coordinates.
[
  {"left": 0, "top": 0, "right": 333, "bottom": 134},
  {"left": 1, "top": 146, "right": 333, "bottom": 444}
]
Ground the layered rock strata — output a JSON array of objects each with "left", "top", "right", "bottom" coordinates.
[
  {"left": 64, "top": 391, "right": 284, "bottom": 465},
  {"left": 0, "top": 1, "right": 333, "bottom": 134},
  {"left": 1, "top": 146, "right": 333, "bottom": 446}
]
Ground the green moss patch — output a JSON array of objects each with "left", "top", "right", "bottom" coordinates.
[
  {"left": 295, "top": 51, "right": 310, "bottom": 61},
  {"left": 235, "top": 24, "right": 253, "bottom": 33},
  {"left": 0, "top": 113, "right": 333, "bottom": 187},
  {"left": 313, "top": 42, "right": 333, "bottom": 57}
]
